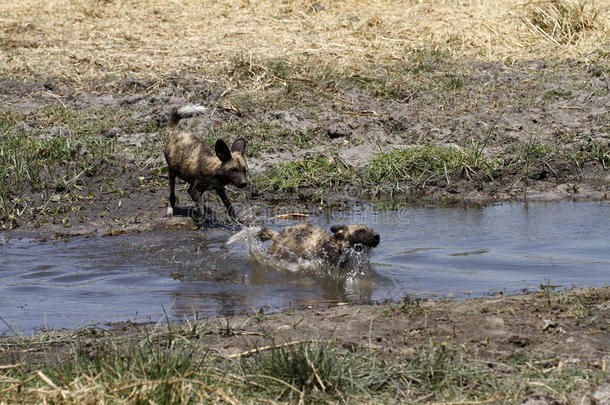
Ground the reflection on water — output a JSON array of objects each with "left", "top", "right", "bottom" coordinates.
[{"left": 0, "top": 201, "right": 608, "bottom": 333}]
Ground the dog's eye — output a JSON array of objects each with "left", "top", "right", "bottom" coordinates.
[{"left": 231, "top": 168, "right": 239, "bottom": 173}]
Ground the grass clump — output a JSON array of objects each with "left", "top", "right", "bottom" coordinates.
[
  {"left": 575, "top": 137, "right": 610, "bottom": 169},
  {"left": 523, "top": 0, "right": 602, "bottom": 44},
  {"left": 237, "top": 340, "right": 501, "bottom": 402},
  {"left": 403, "top": 48, "right": 451, "bottom": 74},
  {"left": 327, "top": 49, "right": 460, "bottom": 102},
  {"left": 0, "top": 108, "right": 116, "bottom": 228},
  {"left": 366, "top": 144, "right": 502, "bottom": 192},
  {"left": 367, "top": 145, "right": 464, "bottom": 184},
  {"left": 542, "top": 88, "right": 573, "bottom": 102},
  {"left": 404, "top": 342, "right": 501, "bottom": 399},
  {"left": 0, "top": 327, "right": 605, "bottom": 404},
  {"left": 32, "top": 105, "right": 160, "bottom": 136},
  {"left": 254, "top": 154, "right": 356, "bottom": 201},
  {"left": 237, "top": 339, "right": 498, "bottom": 401},
  {"left": 228, "top": 54, "right": 295, "bottom": 83},
  {"left": 57, "top": 337, "right": 202, "bottom": 403},
  {"left": 508, "top": 139, "right": 557, "bottom": 182},
  {"left": 506, "top": 136, "right": 610, "bottom": 184},
  {"left": 240, "top": 340, "right": 349, "bottom": 400},
  {"left": 0, "top": 327, "right": 213, "bottom": 403}
]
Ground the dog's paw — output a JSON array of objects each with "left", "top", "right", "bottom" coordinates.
[{"left": 166, "top": 206, "right": 174, "bottom": 217}]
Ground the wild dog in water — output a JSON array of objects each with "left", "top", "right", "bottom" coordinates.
[
  {"left": 235, "top": 223, "right": 380, "bottom": 268},
  {"left": 164, "top": 105, "right": 247, "bottom": 221}
]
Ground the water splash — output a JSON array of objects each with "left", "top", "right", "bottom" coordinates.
[{"left": 228, "top": 226, "right": 373, "bottom": 279}]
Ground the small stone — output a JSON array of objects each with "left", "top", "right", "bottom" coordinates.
[{"left": 541, "top": 319, "right": 557, "bottom": 331}]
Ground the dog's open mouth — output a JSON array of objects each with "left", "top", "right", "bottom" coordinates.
[{"left": 353, "top": 243, "right": 364, "bottom": 252}]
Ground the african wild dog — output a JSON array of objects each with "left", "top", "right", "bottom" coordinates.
[
  {"left": 164, "top": 105, "right": 247, "bottom": 221},
  {"left": 253, "top": 223, "right": 380, "bottom": 266}
]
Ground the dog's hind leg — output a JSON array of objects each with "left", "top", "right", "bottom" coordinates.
[{"left": 167, "top": 170, "right": 176, "bottom": 216}]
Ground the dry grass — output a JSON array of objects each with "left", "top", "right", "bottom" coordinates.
[
  {"left": 0, "top": 325, "right": 605, "bottom": 404},
  {"left": 523, "top": 0, "right": 603, "bottom": 44},
  {"left": 1, "top": 0, "right": 608, "bottom": 85}
]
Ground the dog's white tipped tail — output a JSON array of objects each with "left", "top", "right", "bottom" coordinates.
[
  {"left": 168, "top": 104, "right": 209, "bottom": 128},
  {"left": 176, "top": 104, "right": 208, "bottom": 116},
  {"left": 227, "top": 226, "right": 263, "bottom": 245}
]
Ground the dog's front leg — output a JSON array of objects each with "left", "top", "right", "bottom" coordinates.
[
  {"left": 216, "top": 187, "right": 239, "bottom": 221},
  {"left": 188, "top": 183, "right": 205, "bottom": 219}
]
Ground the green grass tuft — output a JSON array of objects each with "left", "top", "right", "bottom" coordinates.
[
  {"left": 254, "top": 154, "right": 356, "bottom": 201},
  {"left": 241, "top": 340, "right": 347, "bottom": 399},
  {"left": 366, "top": 144, "right": 502, "bottom": 192},
  {"left": 0, "top": 327, "right": 605, "bottom": 404},
  {"left": 508, "top": 139, "right": 555, "bottom": 182},
  {"left": 0, "top": 108, "right": 116, "bottom": 227},
  {"left": 367, "top": 145, "right": 465, "bottom": 184}
]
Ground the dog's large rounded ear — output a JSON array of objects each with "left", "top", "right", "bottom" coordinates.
[
  {"left": 231, "top": 138, "right": 247, "bottom": 155},
  {"left": 215, "top": 139, "right": 232, "bottom": 162},
  {"left": 330, "top": 225, "right": 346, "bottom": 237}
]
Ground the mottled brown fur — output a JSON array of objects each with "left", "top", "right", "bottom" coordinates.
[
  {"left": 164, "top": 108, "right": 247, "bottom": 220},
  {"left": 263, "top": 223, "right": 380, "bottom": 265}
]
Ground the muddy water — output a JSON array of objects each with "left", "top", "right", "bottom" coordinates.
[{"left": 1, "top": 201, "right": 608, "bottom": 333}]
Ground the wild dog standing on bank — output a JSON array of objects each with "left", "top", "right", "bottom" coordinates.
[{"left": 164, "top": 105, "right": 247, "bottom": 221}]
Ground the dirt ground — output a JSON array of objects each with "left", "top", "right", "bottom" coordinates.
[
  {"left": 169, "top": 286, "right": 610, "bottom": 367},
  {"left": 1, "top": 57, "right": 609, "bottom": 236},
  {"left": 2, "top": 287, "right": 609, "bottom": 403},
  {"left": 188, "top": 287, "right": 610, "bottom": 404}
]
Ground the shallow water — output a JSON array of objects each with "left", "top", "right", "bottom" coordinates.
[{"left": 1, "top": 201, "right": 608, "bottom": 334}]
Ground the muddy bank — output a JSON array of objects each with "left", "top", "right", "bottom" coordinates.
[
  {"left": 1, "top": 287, "right": 609, "bottom": 403},
  {"left": 94, "top": 286, "right": 610, "bottom": 366},
  {"left": 0, "top": 59, "right": 608, "bottom": 234}
]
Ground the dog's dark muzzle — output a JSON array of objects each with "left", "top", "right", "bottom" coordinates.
[{"left": 370, "top": 233, "right": 380, "bottom": 247}]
